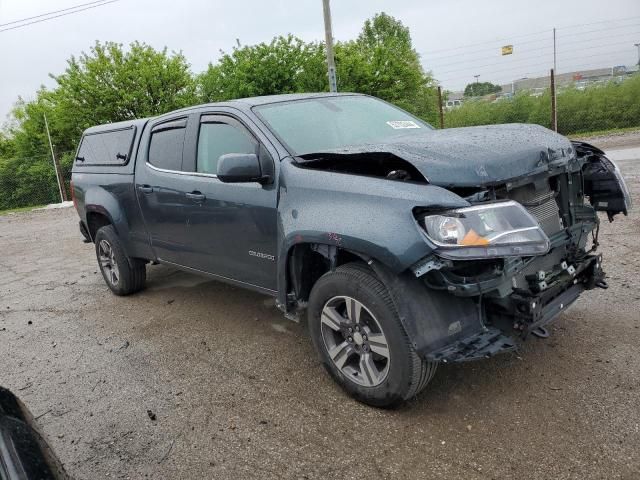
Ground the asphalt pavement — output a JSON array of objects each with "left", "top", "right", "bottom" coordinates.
[{"left": 0, "top": 146, "right": 638, "bottom": 479}]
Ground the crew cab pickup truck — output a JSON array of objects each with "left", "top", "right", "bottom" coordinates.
[{"left": 72, "top": 93, "right": 632, "bottom": 407}]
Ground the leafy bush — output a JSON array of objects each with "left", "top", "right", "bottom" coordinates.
[
  {"left": 444, "top": 75, "right": 640, "bottom": 135},
  {"left": 1, "top": 12, "right": 639, "bottom": 211},
  {"left": 1, "top": 13, "right": 439, "bottom": 210}
]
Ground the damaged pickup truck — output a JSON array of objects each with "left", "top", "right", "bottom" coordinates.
[{"left": 71, "top": 93, "right": 632, "bottom": 407}]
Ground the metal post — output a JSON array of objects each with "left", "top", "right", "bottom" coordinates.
[
  {"left": 553, "top": 28, "right": 557, "bottom": 72},
  {"left": 552, "top": 30, "right": 558, "bottom": 133},
  {"left": 44, "top": 113, "right": 66, "bottom": 202},
  {"left": 322, "top": 0, "right": 337, "bottom": 92},
  {"left": 472, "top": 75, "right": 480, "bottom": 96},
  {"left": 550, "top": 69, "right": 557, "bottom": 132},
  {"left": 437, "top": 86, "right": 444, "bottom": 129},
  {"left": 635, "top": 43, "right": 640, "bottom": 67}
]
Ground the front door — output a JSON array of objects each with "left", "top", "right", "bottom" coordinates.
[{"left": 178, "top": 114, "right": 278, "bottom": 290}]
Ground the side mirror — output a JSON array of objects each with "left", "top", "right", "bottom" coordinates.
[{"left": 217, "top": 153, "right": 268, "bottom": 183}]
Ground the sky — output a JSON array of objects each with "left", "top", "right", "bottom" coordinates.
[{"left": 0, "top": 0, "right": 639, "bottom": 121}]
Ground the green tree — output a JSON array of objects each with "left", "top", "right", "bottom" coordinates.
[
  {"left": 1, "top": 41, "right": 197, "bottom": 210},
  {"left": 198, "top": 35, "right": 327, "bottom": 102},
  {"left": 336, "top": 13, "right": 437, "bottom": 123},
  {"left": 8, "top": 41, "right": 196, "bottom": 158},
  {"left": 48, "top": 41, "right": 196, "bottom": 152},
  {"left": 197, "top": 13, "right": 439, "bottom": 124},
  {"left": 463, "top": 81, "right": 502, "bottom": 97},
  {"left": 0, "top": 132, "right": 15, "bottom": 158}
]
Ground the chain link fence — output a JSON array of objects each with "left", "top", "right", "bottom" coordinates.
[{"left": 0, "top": 151, "right": 74, "bottom": 213}]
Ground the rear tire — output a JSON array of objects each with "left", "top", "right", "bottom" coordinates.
[
  {"left": 94, "top": 225, "right": 146, "bottom": 296},
  {"left": 308, "top": 263, "right": 437, "bottom": 407}
]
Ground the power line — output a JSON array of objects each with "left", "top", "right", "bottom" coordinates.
[
  {"left": 424, "top": 32, "right": 640, "bottom": 69},
  {"left": 556, "top": 22, "right": 640, "bottom": 39},
  {"left": 437, "top": 55, "right": 635, "bottom": 87},
  {"left": 0, "top": 0, "right": 120, "bottom": 33},
  {"left": 421, "top": 30, "right": 550, "bottom": 57},
  {"left": 432, "top": 40, "right": 638, "bottom": 77},
  {"left": 423, "top": 22, "right": 640, "bottom": 63},
  {"left": 420, "top": 15, "right": 640, "bottom": 58},
  {"left": 555, "top": 15, "right": 640, "bottom": 31},
  {"left": 436, "top": 49, "right": 636, "bottom": 82},
  {"left": 0, "top": 0, "right": 110, "bottom": 27}
]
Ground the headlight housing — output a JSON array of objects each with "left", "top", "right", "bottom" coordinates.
[
  {"left": 604, "top": 156, "right": 633, "bottom": 213},
  {"left": 419, "top": 201, "right": 550, "bottom": 259}
]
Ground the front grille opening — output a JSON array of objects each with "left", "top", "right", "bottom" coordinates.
[{"left": 502, "top": 181, "right": 563, "bottom": 236}]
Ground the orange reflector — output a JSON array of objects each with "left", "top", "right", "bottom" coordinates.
[{"left": 460, "top": 229, "right": 490, "bottom": 246}]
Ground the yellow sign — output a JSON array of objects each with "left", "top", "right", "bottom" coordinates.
[{"left": 502, "top": 45, "right": 513, "bottom": 55}]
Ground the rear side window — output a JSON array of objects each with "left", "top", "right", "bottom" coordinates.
[
  {"left": 148, "top": 120, "right": 186, "bottom": 171},
  {"left": 197, "top": 122, "right": 256, "bottom": 175},
  {"left": 76, "top": 128, "right": 135, "bottom": 165}
]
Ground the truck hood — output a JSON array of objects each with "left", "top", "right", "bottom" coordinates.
[{"left": 303, "top": 123, "right": 575, "bottom": 187}]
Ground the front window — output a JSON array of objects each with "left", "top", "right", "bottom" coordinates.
[
  {"left": 254, "top": 96, "right": 432, "bottom": 155},
  {"left": 197, "top": 122, "right": 256, "bottom": 175}
]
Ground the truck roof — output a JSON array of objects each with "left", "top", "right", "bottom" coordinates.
[
  {"left": 82, "top": 117, "right": 150, "bottom": 135},
  {"left": 231, "top": 92, "right": 362, "bottom": 106},
  {"left": 82, "top": 93, "right": 363, "bottom": 133}
]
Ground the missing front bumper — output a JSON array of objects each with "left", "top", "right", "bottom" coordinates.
[
  {"left": 507, "top": 253, "right": 604, "bottom": 336},
  {"left": 424, "top": 254, "right": 605, "bottom": 363}
]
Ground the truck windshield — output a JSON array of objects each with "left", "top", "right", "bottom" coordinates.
[{"left": 254, "top": 96, "right": 432, "bottom": 155}]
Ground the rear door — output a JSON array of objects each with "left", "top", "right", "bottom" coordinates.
[{"left": 135, "top": 115, "right": 195, "bottom": 264}]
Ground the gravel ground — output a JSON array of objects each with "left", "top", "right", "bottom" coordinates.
[
  {"left": 573, "top": 129, "right": 640, "bottom": 150},
  {"left": 1, "top": 147, "right": 639, "bottom": 480}
]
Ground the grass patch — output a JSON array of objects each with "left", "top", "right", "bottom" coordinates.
[
  {"left": 0, "top": 204, "right": 46, "bottom": 216},
  {"left": 443, "top": 75, "right": 640, "bottom": 135},
  {"left": 568, "top": 126, "right": 640, "bottom": 139}
]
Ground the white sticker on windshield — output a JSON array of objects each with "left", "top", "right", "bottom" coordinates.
[{"left": 386, "top": 120, "right": 421, "bottom": 129}]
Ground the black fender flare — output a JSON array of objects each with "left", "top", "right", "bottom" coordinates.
[{"left": 368, "top": 260, "right": 484, "bottom": 358}]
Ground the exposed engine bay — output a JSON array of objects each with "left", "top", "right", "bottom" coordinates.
[
  {"left": 411, "top": 141, "right": 629, "bottom": 360},
  {"left": 294, "top": 140, "right": 631, "bottom": 362},
  {"left": 295, "top": 151, "right": 428, "bottom": 183}
]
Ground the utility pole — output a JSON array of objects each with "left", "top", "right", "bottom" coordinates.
[
  {"left": 550, "top": 69, "right": 557, "bottom": 132},
  {"left": 552, "top": 29, "right": 558, "bottom": 134},
  {"left": 635, "top": 43, "right": 640, "bottom": 67},
  {"left": 44, "top": 113, "right": 66, "bottom": 202},
  {"left": 437, "top": 86, "right": 444, "bottom": 129},
  {"left": 553, "top": 28, "right": 557, "bottom": 72},
  {"left": 322, "top": 0, "right": 338, "bottom": 92},
  {"left": 472, "top": 75, "right": 480, "bottom": 96}
]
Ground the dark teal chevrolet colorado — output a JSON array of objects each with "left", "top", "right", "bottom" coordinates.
[{"left": 72, "top": 93, "right": 632, "bottom": 406}]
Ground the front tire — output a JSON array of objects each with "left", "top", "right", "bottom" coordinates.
[
  {"left": 308, "top": 263, "right": 437, "bottom": 407},
  {"left": 94, "top": 225, "right": 146, "bottom": 296}
]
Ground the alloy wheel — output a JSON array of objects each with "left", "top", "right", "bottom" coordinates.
[
  {"left": 320, "top": 295, "right": 390, "bottom": 387},
  {"left": 98, "top": 239, "right": 119, "bottom": 287}
]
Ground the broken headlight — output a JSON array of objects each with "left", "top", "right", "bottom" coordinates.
[{"left": 420, "top": 201, "right": 550, "bottom": 259}]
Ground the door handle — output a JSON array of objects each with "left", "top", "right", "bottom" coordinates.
[
  {"left": 138, "top": 185, "right": 154, "bottom": 194},
  {"left": 186, "top": 191, "right": 206, "bottom": 202}
]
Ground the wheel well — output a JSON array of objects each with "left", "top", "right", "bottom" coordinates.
[
  {"left": 86, "top": 212, "right": 112, "bottom": 241},
  {"left": 287, "top": 244, "right": 367, "bottom": 305}
]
